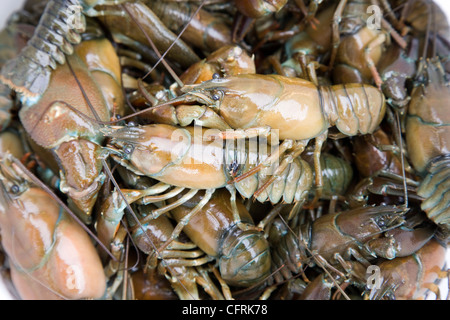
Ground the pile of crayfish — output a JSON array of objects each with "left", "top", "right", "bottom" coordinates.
[{"left": 0, "top": 0, "right": 448, "bottom": 300}]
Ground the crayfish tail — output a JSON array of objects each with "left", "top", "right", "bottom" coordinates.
[
  {"left": 0, "top": 84, "right": 13, "bottom": 131},
  {"left": 418, "top": 156, "right": 450, "bottom": 236},
  {"left": 0, "top": 55, "right": 51, "bottom": 98}
]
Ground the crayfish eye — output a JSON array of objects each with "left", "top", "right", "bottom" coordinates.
[
  {"left": 127, "top": 121, "right": 136, "bottom": 127},
  {"left": 228, "top": 160, "right": 240, "bottom": 177},
  {"left": 211, "top": 90, "right": 223, "bottom": 102},
  {"left": 10, "top": 185, "right": 20, "bottom": 194},
  {"left": 377, "top": 219, "right": 386, "bottom": 228},
  {"left": 123, "top": 144, "right": 134, "bottom": 155},
  {"left": 212, "top": 73, "right": 221, "bottom": 80}
]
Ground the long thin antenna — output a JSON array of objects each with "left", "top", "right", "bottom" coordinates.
[
  {"left": 67, "top": 58, "right": 101, "bottom": 122},
  {"left": 121, "top": 3, "right": 184, "bottom": 88},
  {"left": 141, "top": 0, "right": 207, "bottom": 82},
  {"left": 395, "top": 109, "right": 409, "bottom": 209}
]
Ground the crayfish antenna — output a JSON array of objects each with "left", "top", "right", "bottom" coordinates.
[{"left": 121, "top": 3, "right": 184, "bottom": 89}]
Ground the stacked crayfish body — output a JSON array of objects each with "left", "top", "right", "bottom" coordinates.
[
  {"left": 331, "top": 0, "right": 389, "bottom": 87},
  {"left": 368, "top": 238, "right": 447, "bottom": 300},
  {"left": 176, "top": 74, "right": 386, "bottom": 140},
  {"left": 146, "top": 0, "right": 233, "bottom": 54},
  {"left": 406, "top": 59, "right": 450, "bottom": 237},
  {"left": 269, "top": 204, "right": 436, "bottom": 285},
  {"left": 14, "top": 24, "right": 124, "bottom": 223},
  {"left": 235, "top": 0, "right": 287, "bottom": 19},
  {"left": 0, "top": 22, "right": 31, "bottom": 131},
  {"left": 104, "top": 123, "right": 313, "bottom": 205},
  {"left": 0, "top": 0, "right": 89, "bottom": 97},
  {"left": 2, "top": 0, "right": 449, "bottom": 302},
  {"left": 104, "top": 72, "right": 385, "bottom": 211},
  {"left": 169, "top": 189, "right": 271, "bottom": 288}
]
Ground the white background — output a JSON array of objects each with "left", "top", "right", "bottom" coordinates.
[{"left": 0, "top": 0, "right": 449, "bottom": 300}]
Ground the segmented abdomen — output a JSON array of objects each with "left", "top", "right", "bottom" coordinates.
[
  {"left": 219, "top": 225, "right": 271, "bottom": 287},
  {"left": 234, "top": 152, "right": 314, "bottom": 204},
  {"left": 0, "top": 0, "right": 86, "bottom": 97},
  {"left": 320, "top": 83, "right": 386, "bottom": 136},
  {"left": 417, "top": 155, "right": 450, "bottom": 233}
]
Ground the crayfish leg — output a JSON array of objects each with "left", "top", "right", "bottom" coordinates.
[
  {"left": 364, "top": 32, "right": 388, "bottom": 90},
  {"left": 329, "top": 0, "right": 349, "bottom": 70},
  {"left": 194, "top": 266, "right": 229, "bottom": 300},
  {"left": 227, "top": 184, "right": 263, "bottom": 232},
  {"left": 155, "top": 189, "right": 214, "bottom": 254},
  {"left": 253, "top": 140, "right": 308, "bottom": 200},
  {"left": 232, "top": 13, "right": 254, "bottom": 43},
  {"left": 306, "top": 131, "right": 328, "bottom": 208},
  {"left": 233, "top": 138, "right": 297, "bottom": 184}
]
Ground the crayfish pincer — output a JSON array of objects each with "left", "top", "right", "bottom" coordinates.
[
  {"left": 0, "top": 153, "right": 106, "bottom": 300},
  {"left": 367, "top": 238, "right": 448, "bottom": 300},
  {"left": 17, "top": 31, "right": 124, "bottom": 223}
]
